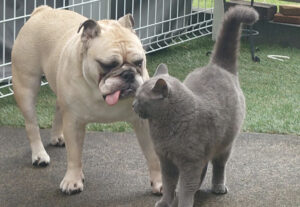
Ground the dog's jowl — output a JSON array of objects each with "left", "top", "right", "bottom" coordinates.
[{"left": 12, "top": 6, "right": 162, "bottom": 195}]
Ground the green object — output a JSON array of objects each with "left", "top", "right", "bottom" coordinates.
[{"left": 0, "top": 37, "right": 299, "bottom": 135}]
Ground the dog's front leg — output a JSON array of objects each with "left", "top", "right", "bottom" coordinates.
[
  {"left": 60, "top": 112, "right": 86, "bottom": 195},
  {"left": 131, "top": 119, "right": 162, "bottom": 195}
]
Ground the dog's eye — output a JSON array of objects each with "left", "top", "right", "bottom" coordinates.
[
  {"left": 97, "top": 60, "right": 119, "bottom": 71},
  {"left": 133, "top": 59, "right": 143, "bottom": 68}
]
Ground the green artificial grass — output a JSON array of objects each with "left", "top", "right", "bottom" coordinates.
[
  {"left": 191, "top": 0, "right": 300, "bottom": 10},
  {"left": 193, "top": 0, "right": 214, "bottom": 9},
  {"left": 249, "top": 0, "right": 300, "bottom": 7},
  {"left": 0, "top": 36, "right": 299, "bottom": 135},
  {"left": 147, "top": 37, "right": 300, "bottom": 135}
]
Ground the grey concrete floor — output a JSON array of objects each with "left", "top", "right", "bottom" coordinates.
[{"left": 0, "top": 127, "right": 299, "bottom": 207}]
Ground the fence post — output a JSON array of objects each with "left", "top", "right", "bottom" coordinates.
[{"left": 212, "top": 0, "right": 224, "bottom": 41}]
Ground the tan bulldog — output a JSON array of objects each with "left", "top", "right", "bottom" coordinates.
[{"left": 12, "top": 6, "right": 162, "bottom": 195}]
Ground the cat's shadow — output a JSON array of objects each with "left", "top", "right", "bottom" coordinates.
[{"left": 194, "top": 189, "right": 220, "bottom": 206}]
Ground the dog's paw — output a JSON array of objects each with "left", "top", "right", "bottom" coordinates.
[
  {"left": 212, "top": 184, "right": 228, "bottom": 194},
  {"left": 151, "top": 180, "right": 163, "bottom": 195},
  {"left": 60, "top": 170, "right": 85, "bottom": 195},
  {"left": 32, "top": 151, "right": 50, "bottom": 167},
  {"left": 155, "top": 200, "right": 170, "bottom": 207},
  {"left": 150, "top": 170, "right": 163, "bottom": 195},
  {"left": 50, "top": 135, "right": 65, "bottom": 147}
]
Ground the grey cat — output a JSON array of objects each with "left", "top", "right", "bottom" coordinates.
[{"left": 133, "top": 5, "right": 258, "bottom": 207}]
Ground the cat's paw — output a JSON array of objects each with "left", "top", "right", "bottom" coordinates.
[
  {"left": 155, "top": 200, "right": 170, "bottom": 207},
  {"left": 212, "top": 184, "right": 228, "bottom": 194},
  {"left": 170, "top": 196, "right": 178, "bottom": 207}
]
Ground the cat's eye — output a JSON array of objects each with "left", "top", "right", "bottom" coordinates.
[
  {"left": 133, "top": 59, "right": 143, "bottom": 67},
  {"left": 97, "top": 60, "right": 119, "bottom": 71}
]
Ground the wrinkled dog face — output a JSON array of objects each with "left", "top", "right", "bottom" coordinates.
[{"left": 78, "top": 15, "right": 146, "bottom": 105}]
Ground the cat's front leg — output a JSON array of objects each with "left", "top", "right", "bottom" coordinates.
[
  {"left": 155, "top": 156, "right": 179, "bottom": 207},
  {"left": 177, "top": 163, "right": 205, "bottom": 207}
]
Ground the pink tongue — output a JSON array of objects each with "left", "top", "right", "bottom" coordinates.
[{"left": 105, "top": 90, "right": 121, "bottom": 106}]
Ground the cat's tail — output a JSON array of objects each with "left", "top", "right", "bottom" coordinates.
[{"left": 210, "top": 6, "right": 259, "bottom": 75}]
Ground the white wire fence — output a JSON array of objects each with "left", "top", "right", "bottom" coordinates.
[{"left": 0, "top": 0, "right": 214, "bottom": 98}]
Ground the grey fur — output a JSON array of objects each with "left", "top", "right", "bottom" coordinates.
[
  {"left": 133, "top": 6, "right": 258, "bottom": 207},
  {"left": 153, "top": 63, "right": 169, "bottom": 76},
  {"left": 210, "top": 5, "right": 259, "bottom": 74}
]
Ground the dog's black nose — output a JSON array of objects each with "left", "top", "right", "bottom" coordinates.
[
  {"left": 121, "top": 70, "right": 135, "bottom": 83},
  {"left": 132, "top": 99, "right": 137, "bottom": 108}
]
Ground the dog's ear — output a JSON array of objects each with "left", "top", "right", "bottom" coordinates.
[
  {"left": 78, "top": 19, "right": 100, "bottom": 42},
  {"left": 152, "top": 78, "right": 168, "bottom": 98},
  {"left": 118, "top": 14, "right": 134, "bottom": 29},
  {"left": 153, "top": 63, "right": 169, "bottom": 77}
]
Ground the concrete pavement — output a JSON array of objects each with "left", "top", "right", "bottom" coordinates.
[{"left": 0, "top": 127, "right": 299, "bottom": 207}]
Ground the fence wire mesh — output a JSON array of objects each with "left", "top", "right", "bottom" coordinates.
[{"left": 0, "top": 0, "right": 214, "bottom": 98}]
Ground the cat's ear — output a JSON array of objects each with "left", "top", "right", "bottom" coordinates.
[
  {"left": 153, "top": 63, "right": 169, "bottom": 77},
  {"left": 153, "top": 78, "right": 168, "bottom": 98}
]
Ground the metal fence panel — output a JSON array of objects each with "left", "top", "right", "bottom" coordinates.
[{"left": 0, "top": 0, "right": 213, "bottom": 98}]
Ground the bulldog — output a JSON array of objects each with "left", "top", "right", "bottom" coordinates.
[{"left": 12, "top": 6, "right": 162, "bottom": 195}]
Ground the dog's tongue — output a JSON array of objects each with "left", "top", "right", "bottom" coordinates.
[{"left": 105, "top": 90, "right": 121, "bottom": 106}]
